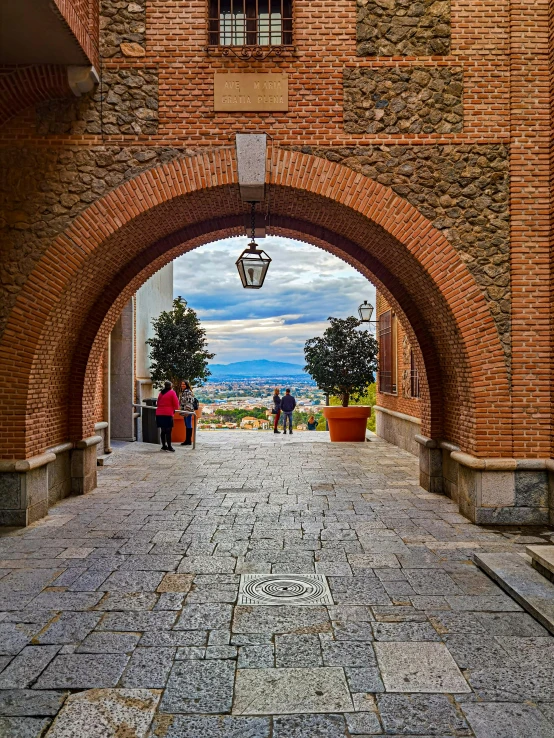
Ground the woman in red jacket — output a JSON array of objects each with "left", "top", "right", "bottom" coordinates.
[{"left": 156, "top": 381, "right": 179, "bottom": 452}]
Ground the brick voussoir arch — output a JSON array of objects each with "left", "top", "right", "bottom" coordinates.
[{"left": 0, "top": 148, "right": 510, "bottom": 459}]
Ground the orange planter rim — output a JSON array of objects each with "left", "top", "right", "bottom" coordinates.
[{"left": 322, "top": 406, "right": 372, "bottom": 419}]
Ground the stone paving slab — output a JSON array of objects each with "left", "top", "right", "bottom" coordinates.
[
  {"left": 233, "top": 667, "right": 353, "bottom": 715},
  {"left": 45, "top": 688, "right": 160, "bottom": 738},
  {"left": 0, "top": 433, "right": 552, "bottom": 733}
]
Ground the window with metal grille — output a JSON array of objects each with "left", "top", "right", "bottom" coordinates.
[
  {"left": 208, "top": 0, "right": 293, "bottom": 46},
  {"left": 410, "top": 349, "right": 420, "bottom": 398},
  {"left": 379, "top": 310, "right": 397, "bottom": 394}
]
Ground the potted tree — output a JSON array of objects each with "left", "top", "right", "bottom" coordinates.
[
  {"left": 147, "top": 297, "right": 214, "bottom": 442},
  {"left": 304, "top": 316, "right": 378, "bottom": 442}
]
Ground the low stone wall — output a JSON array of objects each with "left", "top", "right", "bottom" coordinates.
[
  {"left": 415, "top": 436, "right": 552, "bottom": 525},
  {"left": 374, "top": 405, "right": 421, "bottom": 456}
]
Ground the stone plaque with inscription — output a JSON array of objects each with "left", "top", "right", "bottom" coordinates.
[{"left": 214, "top": 73, "right": 288, "bottom": 112}]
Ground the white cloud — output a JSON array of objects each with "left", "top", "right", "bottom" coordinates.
[{"left": 172, "top": 236, "right": 376, "bottom": 363}]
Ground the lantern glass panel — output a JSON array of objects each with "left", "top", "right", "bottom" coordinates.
[
  {"left": 236, "top": 245, "right": 271, "bottom": 289},
  {"left": 358, "top": 301, "right": 374, "bottom": 323}
]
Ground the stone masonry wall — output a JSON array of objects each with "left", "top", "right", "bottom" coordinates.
[
  {"left": 100, "top": 0, "right": 146, "bottom": 58},
  {"left": 0, "top": 146, "right": 194, "bottom": 335},
  {"left": 36, "top": 68, "right": 158, "bottom": 136},
  {"left": 344, "top": 67, "right": 463, "bottom": 134},
  {"left": 356, "top": 0, "right": 451, "bottom": 57},
  {"left": 295, "top": 144, "right": 510, "bottom": 363}
]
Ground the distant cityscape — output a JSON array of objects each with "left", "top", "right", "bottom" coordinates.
[{"left": 194, "top": 362, "right": 325, "bottom": 431}]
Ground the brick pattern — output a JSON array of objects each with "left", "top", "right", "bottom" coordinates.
[
  {"left": 356, "top": 0, "right": 451, "bottom": 57},
  {"left": 36, "top": 68, "right": 159, "bottom": 136},
  {"left": 0, "top": 150, "right": 510, "bottom": 462},
  {"left": 292, "top": 144, "right": 510, "bottom": 364},
  {"left": 0, "top": 0, "right": 551, "bottom": 473},
  {"left": 53, "top": 0, "right": 100, "bottom": 67},
  {"left": 0, "top": 0, "right": 512, "bottom": 142},
  {"left": 344, "top": 67, "right": 463, "bottom": 135},
  {"left": 0, "top": 66, "right": 73, "bottom": 128},
  {"left": 376, "top": 292, "right": 422, "bottom": 420}
]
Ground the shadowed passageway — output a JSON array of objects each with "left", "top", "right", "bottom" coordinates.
[{"left": 1, "top": 433, "right": 554, "bottom": 736}]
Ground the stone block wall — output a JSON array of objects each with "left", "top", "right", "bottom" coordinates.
[
  {"left": 344, "top": 67, "right": 463, "bottom": 134},
  {"left": 356, "top": 0, "right": 451, "bottom": 57},
  {"left": 101, "top": 0, "right": 146, "bottom": 58},
  {"left": 375, "top": 406, "right": 421, "bottom": 455},
  {"left": 36, "top": 68, "right": 159, "bottom": 136},
  {"left": 306, "top": 145, "right": 510, "bottom": 364}
]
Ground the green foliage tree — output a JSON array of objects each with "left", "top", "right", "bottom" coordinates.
[
  {"left": 147, "top": 297, "right": 214, "bottom": 399},
  {"left": 304, "top": 317, "right": 379, "bottom": 407}
]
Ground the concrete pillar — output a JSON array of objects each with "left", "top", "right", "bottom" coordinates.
[
  {"left": 71, "top": 436, "right": 101, "bottom": 495},
  {"left": 416, "top": 434, "right": 443, "bottom": 494},
  {"left": 110, "top": 298, "right": 135, "bottom": 441},
  {"left": 0, "top": 453, "right": 55, "bottom": 526}
]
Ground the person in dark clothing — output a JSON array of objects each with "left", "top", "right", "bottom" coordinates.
[
  {"left": 280, "top": 388, "right": 296, "bottom": 434},
  {"left": 272, "top": 388, "right": 282, "bottom": 434},
  {"left": 307, "top": 415, "right": 317, "bottom": 431}
]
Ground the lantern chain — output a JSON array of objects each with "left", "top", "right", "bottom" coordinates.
[{"left": 250, "top": 202, "right": 256, "bottom": 243}]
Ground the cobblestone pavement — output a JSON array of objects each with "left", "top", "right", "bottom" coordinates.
[{"left": 1, "top": 432, "right": 554, "bottom": 737}]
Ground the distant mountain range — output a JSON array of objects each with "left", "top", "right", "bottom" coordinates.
[{"left": 208, "top": 359, "right": 308, "bottom": 378}]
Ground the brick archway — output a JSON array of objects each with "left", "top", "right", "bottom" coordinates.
[{"left": 0, "top": 148, "right": 511, "bottom": 460}]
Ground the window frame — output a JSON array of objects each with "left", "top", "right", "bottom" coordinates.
[
  {"left": 208, "top": 0, "right": 293, "bottom": 48},
  {"left": 410, "top": 348, "right": 420, "bottom": 399},
  {"left": 378, "top": 310, "right": 397, "bottom": 395}
]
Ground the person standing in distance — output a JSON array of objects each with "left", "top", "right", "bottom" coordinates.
[
  {"left": 280, "top": 388, "right": 296, "bottom": 435},
  {"left": 180, "top": 380, "right": 197, "bottom": 446},
  {"left": 156, "top": 381, "right": 179, "bottom": 452},
  {"left": 272, "top": 387, "right": 282, "bottom": 434}
]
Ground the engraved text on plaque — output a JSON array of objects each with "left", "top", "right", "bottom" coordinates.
[{"left": 214, "top": 73, "right": 288, "bottom": 112}]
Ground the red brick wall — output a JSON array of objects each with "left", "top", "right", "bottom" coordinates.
[
  {"left": 376, "top": 292, "right": 423, "bottom": 422},
  {"left": 53, "top": 0, "right": 99, "bottom": 68},
  {"left": 0, "top": 0, "right": 551, "bottom": 467},
  {"left": 0, "top": 67, "right": 73, "bottom": 128},
  {"left": 0, "top": 0, "right": 512, "bottom": 144}
]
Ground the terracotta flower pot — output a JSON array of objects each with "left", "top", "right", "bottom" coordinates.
[
  {"left": 322, "top": 406, "right": 371, "bottom": 442},
  {"left": 172, "top": 412, "right": 186, "bottom": 443}
]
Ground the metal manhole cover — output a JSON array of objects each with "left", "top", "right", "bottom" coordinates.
[{"left": 238, "top": 574, "right": 333, "bottom": 606}]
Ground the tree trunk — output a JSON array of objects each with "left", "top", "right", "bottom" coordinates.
[{"left": 342, "top": 392, "right": 349, "bottom": 407}]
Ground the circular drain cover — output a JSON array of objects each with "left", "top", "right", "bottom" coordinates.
[{"left": 240, "top": 575, "right": 331, "bottom": 605}]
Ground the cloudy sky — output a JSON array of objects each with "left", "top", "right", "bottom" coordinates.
[{"left": 173, "top": 236, "right": 376, "bottom": 365}]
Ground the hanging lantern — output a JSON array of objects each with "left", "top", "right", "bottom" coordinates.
[
  {"left": 235, "top": 241, "right": 272, "bottom": 289},
  {"left": 236, "top": 202, "right": 271, "bottom": 289},
  {"left": 358, "top": 300, "right": 374, "bottom": 323}
]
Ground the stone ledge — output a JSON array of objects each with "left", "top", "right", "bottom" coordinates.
[
  {"left": 450, "top": 452, "right": 548, "bottom": 471},
  {"left": 94, "top": 422, "right": 109, "bottom": 431},
  {"left": 374, "top": 405, "right": 421, "bottom": 425},
  {"left": 74, "top": 435, "right": 103, "bottom": 450},
  {"left": 415, "top": 434, "right": 437, "bottom": 448},
  {"left": 46, "top": 442, "right": 73, "bottom": 455},
  {"left": 0, "top": 452, "right": 56, "bottom": 473}
]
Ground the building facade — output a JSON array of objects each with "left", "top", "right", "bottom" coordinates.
[
  {"left": 374, "top": 291, "right": 422, "bottom": 458},
  {"left": 1, "top": 0, "right": 554, "bottom": 525}
]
